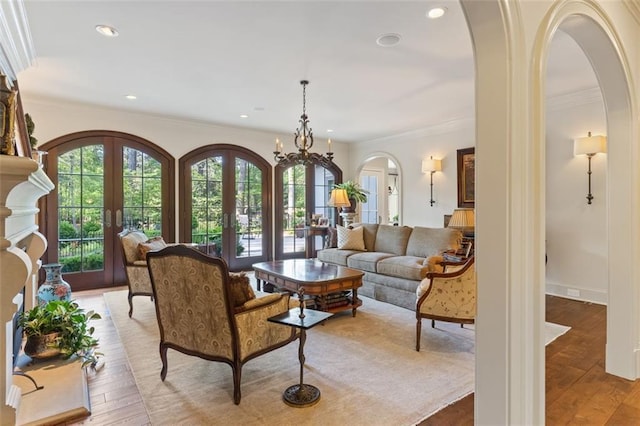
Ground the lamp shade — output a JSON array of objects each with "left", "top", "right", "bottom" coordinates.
[
  {"left": 574, "top": 133, "right": 607, "bottom": 156},
  {"left": 328, "top": 188, "right": 351, "bottom": 208},
  {"left": 422, "top": 157, "right": 442, "bottom": 173},
  {"left": 448, "top": 208, "right": 475, "bottom": 230}
]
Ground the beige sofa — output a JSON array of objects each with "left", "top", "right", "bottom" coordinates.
[{"left": 317, "top": 224, "right": 461, "bottom": 310}]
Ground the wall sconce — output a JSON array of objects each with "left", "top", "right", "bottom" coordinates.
[
  {"left": 422, "top": 156, "right": 442, "bottom": 206},
  {"left": 574, "top": 132, "right": 607, "bottom": 205}
]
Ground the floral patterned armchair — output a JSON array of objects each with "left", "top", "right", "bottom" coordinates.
[
  {"left": 146, "top": 244, "right": 298, "bottom": 404},
  {"left": 118, "top": 229, "right": 161, "bottom": 317},
  {"left": 415, "top": 256, "right": 476, "bottom": 351}
]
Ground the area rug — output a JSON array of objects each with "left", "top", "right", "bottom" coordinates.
[
  {"left": 105, "top": 290, "right": 570, "bottom": 425},
  {"left": 545, "top": 321, "right": 571, "bottom": 344}
]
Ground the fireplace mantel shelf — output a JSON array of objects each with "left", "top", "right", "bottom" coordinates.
[{"left": 0, "top": 155, "right": 54, "bottom": 424}]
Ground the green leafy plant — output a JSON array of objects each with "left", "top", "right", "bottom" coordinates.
[
  {"left": 333, "top": 180, "right": 369, "bottom": 203},
  {"left": 18, "top": 300, "right": 103, "bottom": 368}
]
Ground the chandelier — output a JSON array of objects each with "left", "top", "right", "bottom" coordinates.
[{"left": 274, "top": 80, "right": 334, "bottom": 167}]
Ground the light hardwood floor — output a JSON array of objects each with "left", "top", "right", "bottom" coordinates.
[
  {"left": 60, "top": 291, "right": 637, "bottom": 425},
  {"left": 421, "top": 295, "right": 640, "bottom": 425}
]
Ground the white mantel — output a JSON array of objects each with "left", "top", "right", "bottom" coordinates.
[{"left": 0, "top": 155, "right": 53, "bottom": 425}]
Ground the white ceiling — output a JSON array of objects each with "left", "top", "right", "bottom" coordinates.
[{"left": 17, "top": 1, "right": 599, "bottom": 143}]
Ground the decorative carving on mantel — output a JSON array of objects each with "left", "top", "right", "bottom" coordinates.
[{"left": 0, "top": 155, "right": 54, "bottom": 424}]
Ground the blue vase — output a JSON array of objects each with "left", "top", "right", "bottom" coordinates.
[{"left": 37, "top": 263, "right": 72, "bottom": 305}]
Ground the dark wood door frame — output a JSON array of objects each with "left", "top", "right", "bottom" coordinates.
[{"left": 38, "top": 130, "right": 175, "bottom": 291}]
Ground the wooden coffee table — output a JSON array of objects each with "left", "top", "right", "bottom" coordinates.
[{"left": 253, "top": 259, "right": 364, "bottom": 317}]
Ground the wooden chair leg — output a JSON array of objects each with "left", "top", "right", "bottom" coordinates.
[
  {"left": 127, "top": 291, "right": 134, "bottom": 318},
  {"left": 232, "top": 363, "right": 242, "bottom": 405},
  {"left": 416, "top": 318, "right": 422, "bottom": 352},
  {"left": 159, "top": 344, "right": 168, "bottom": 381},
  {"left": 431, "top": 319, "right": 435, "bottom": 328}
]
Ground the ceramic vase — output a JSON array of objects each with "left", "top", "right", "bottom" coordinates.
[{"left": 37, "top": 263, "right": 72, "bottom": 305}]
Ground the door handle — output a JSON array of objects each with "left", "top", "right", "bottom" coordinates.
[
  {"left": 105, "top": 209, "right": 111, "bottom": 228},
  {"left": 116, "top": 209, "right": 122, "bottom": 228},
  {"left": 223, "top": 213, "right": 228, "bottom": 229}
]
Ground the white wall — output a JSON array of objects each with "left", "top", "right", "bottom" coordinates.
[
  {"left": 24, "top": 85, "right": 610, "bottom": 306},
  {"left": 20, "top": 95, "right": 351, "bottom": 240},
  {"left": 545, "top": 89, "right": 608, "bottom": 304},
  {"left": 349, "top": 118, "right": 475, "bottom": 228}
]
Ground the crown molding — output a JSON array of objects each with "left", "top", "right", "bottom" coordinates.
[
  {"left": 546, "top": 86, "right": 602, "bottom": 112},
  {"left": 0, "top": 0, "right": 35, "bottom": 84},
  {"left": 623, "top": 0, "right": 640, "bottom": 26}
]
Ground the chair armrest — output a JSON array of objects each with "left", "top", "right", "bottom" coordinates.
[{"left": 234, "top": 293, "right": 297, "bottom": 361}]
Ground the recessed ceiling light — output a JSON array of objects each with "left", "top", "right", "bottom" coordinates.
[
  {"left": 376, "top": 33, "right": 401, "bottom": 47},
  {"left": 327, "top": 129, "right": 334, "bottom": 133},
  {"left": 427, "top": 7, "right": 447, "bottom": 19},
  {"left": 125, "top": 94, "right": 136, "bottom": 100},
  {"left": 240, "top": 114, "right": 249, "bottom": 119},
  {"left": 95, "top": 24, "right": 119, "bottom": 37}
]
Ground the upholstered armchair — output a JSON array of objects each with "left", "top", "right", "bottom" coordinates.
[
  {"left": 415, "top": 256, "right": 476, "bottom": 351},
  {"left": 118, "top": 230, "right": 164, "bottom": 317},
  {"left": 146, "top": 244, "right": 298, "bottom": 404}
]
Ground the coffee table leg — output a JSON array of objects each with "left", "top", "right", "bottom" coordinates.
[
  {"left": 352, "top": 288, "right": 359, "bottom": 317},
  {"left": 282, "top": 328, "right": 321, "bottom": 407}
]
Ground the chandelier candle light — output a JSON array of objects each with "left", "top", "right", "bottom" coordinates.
[{"left": 274, "top": 80, "right": 335, "bottom": 167}]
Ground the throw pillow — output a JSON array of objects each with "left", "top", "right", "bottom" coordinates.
[
  {"left": 228, "top": 272, "right": 256, "bottom": 308},
  {"left": 336, "top": 225, "right": 366, "bottom": 251},
  {"left": 137, "top": 236, "right": 167, "bottom": 260}
]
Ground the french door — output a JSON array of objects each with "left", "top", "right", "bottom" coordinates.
[
  {"left": 274, "top": 160, "right": 342, "bottom": 259},
  {"left": 40, "top": 131, "right": 174, "bottom": 291},
  {"left": 179, "top": 144, "right": 271, "bottom": 271}
]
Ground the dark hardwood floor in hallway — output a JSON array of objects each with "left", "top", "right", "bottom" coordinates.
[
  {"left": 61, "top": 291, "right": 638, "bottom": 425},
  {"left": 421, "top": 295, "right": 640, "bottom": 425}
]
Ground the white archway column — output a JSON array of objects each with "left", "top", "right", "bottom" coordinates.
[{"left": 460, "top": 2, "right": 546, "bottom": 424}]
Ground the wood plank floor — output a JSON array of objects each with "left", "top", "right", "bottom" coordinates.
[
  {"left": 58, "top": 291, "right": 637, "bottom": 425},
  {"left": 421, "top": 295, "right": 640, "bottom": 425}
]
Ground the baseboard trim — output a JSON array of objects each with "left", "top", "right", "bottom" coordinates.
[{"left": 545, "top": 281, "right": 607, "bottom": 305}]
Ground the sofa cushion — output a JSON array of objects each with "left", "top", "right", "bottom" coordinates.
[
  {"left": 377, "top": 255, "right": 431, "bottom": 281},
  {"left": 347, "top": 252, "right": 395, "bottom": 273},
  {"left": 406, "top": 227, "right": 462, "bottom": 258},
  {"left": 317, "top": 248, "right": 360, "bottom": 266},
  {"left": 374, "top": 225, "right": 412, "bottom": 255},
  {"left": 337, "top": 225, "right": 366, "bottom": 251},
  {"left": 351, "top": 223, "right": 379, "bottom": 251}
]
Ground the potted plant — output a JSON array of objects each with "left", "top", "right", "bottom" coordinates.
[
  {"left": 333, "top": 180, "right": 369, "bottom": 212},
  {"left": 18, "top": 299, "right": 102, "bottom": 368}
]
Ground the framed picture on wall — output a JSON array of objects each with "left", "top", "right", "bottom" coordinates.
[{"left": 457, "top": 147, "right": 475, "bottom": 208}]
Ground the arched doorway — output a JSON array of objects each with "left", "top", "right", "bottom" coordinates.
[
  {"left": 460, "top": 0, "right": 636, "bottom": 423},
  {"left": 39, "top": 130, "right": 175, "bottom": 291},
  {"left": 179, "top": 144, "right": 272, "bottom": 271},
  {"left": 356, "top": 154, "right": 401, "bottom": 225},
  {"left": 274, "top": 158, "right": 342, "bottom": 260}
]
